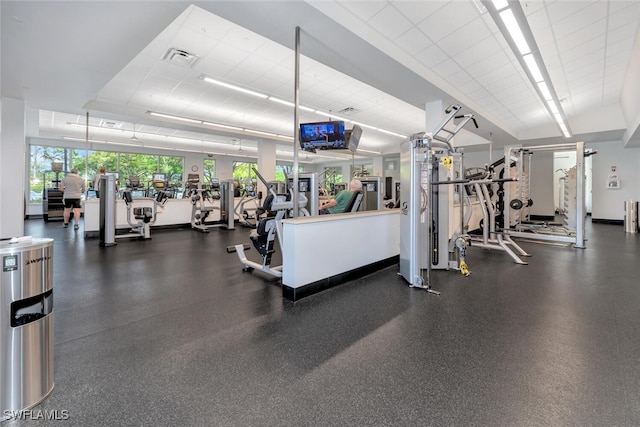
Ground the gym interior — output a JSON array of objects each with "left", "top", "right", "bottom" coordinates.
[{"left": 2, "top": 1, "right": 640, "bottom": 425}]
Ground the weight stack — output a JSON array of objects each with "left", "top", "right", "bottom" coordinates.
[{"left": 624, "top": 200, "right": 638, "bottom": 233}]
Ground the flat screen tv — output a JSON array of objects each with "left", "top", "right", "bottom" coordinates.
[{"left": 299, "top": 121, "right": 346, "bottom": 151}]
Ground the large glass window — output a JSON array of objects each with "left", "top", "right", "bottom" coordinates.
[
  {"left": 275, "top": 164, "right": 303, "bottom": 181},
  {"left": 28, "top": 145, "right": 184, "bottom": 202},
  {"left": 232, "top": 162, "right": 258, "bottom": 185},
  {"left": 203, "top": 159, "right": 216, "bottom": 185},
  {"left": 318, "top": 166, "right": 342, "bottom": 195}
]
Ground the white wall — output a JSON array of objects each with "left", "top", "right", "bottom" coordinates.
[
  {"left": 1, "top": 98, "right": 26, "bottom": 238},
  {"left": 589, "top": 141, "right": 640, "bottom": 220}
]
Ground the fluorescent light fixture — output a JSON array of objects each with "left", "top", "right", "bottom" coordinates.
[
  {"left": 499, "top": 9, "right": 530, "bottom": 55},
  {"left": 202, "top": 121, "right": 243, "bottom": 131},
  {"left": 351, "top": 121, "right": 378, "bottom": 131},
  {"left": 268, "top": 97, "right": 295, "bottom": 107},
  {"left": 537, "top": 81, "right": 552, "bottom": 100},
  {"left": 375, "top": 128, "right": 407, "bottom": 138},
  {"left": 314, "top": 110, "right": 350, "bottom": 122},
  {"left": 357, "top": 148, "right": 381, "bottom": 154},
  {"left": 491, "top": 0, "right": 509, "bottom": 11},
  {"left": 553, "top": 113, "right": 564, "bottom": 125},
  {"left": 547, "top": 101, "right": 559, "bottom": 114},
  {"left": 277, "top": 135, "right": 294, "bottom": 141},
  {"left": 299, "top": 105, "right": 316, "bottom": 113},
  {"left": 63, "top": 136, "right": 102, "bottom": 143},
  {"left": 201, "top": 75, "right": 268, "bottom": 99},
  {"left": 523, "top": 54, "right": 543, "bottom": 82},
  {"left": 244, "top": 129, "right": 277, "bottom": 137},
  {"left": 148, "top": 111, "right": 202, "bottom": 124}
]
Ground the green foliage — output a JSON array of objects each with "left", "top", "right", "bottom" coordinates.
[{"left": 28, "top": 145, "right": 184, "bottom": 202}]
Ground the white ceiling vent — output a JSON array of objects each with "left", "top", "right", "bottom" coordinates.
[
  {"left": 338, "top": 107, "right": 358, "bottom": 116},
  {"left": 98, "top": 119, "right": 123, "bottom": 129},
  {"left": 162, "top": 48, "right": 199, "bottom": 68}
]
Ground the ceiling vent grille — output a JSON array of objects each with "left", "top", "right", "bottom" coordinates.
[
  {"left": 99, "top": 119, "right": 123, "bottom": 129},
  {"left": 162, "top": 48, "right": 199, "bottom": 68},
  {"left": 338, "top": 107, "right": 358, "bottom": 115}
]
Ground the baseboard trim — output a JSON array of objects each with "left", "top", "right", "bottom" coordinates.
[
  {"left": 282, "top": 255, "right": 399, "bottom": 302},
  {"left": 591, "top": 218, "right": 624, "bottom": 225}
]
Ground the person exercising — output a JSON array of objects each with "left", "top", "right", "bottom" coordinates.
[
  {"left": 319, "top": 178, "right": 362, "bottom": 214},
  {"left": 59, "top": 168, "right": 86, "bottom": 230}
]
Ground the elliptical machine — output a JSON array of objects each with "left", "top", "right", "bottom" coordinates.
[
  {"left": 118, "top": 190, "right": 168, "bottom": 240},
  {"left": 234, "top": 183, "right": 263, "bottom": 228},
  {"left": 227, "top": 168, "right": 309, "bottom": 278}
]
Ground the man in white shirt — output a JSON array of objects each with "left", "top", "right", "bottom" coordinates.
[{"left": 59, "top": 169, "right": 86, "bottom": 230}]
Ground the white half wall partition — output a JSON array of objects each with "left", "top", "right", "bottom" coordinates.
[{"left": 281, "top": 210, "right": 400, "bottom": 301}]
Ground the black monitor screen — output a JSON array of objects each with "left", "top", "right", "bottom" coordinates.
[{"left": 299, "top": 121, "right": 346, "bottom": 151}]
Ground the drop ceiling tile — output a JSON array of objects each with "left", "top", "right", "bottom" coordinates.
[
  {"left": 453, "top": 38, "right": 502, "bottom": 70},
  {"left": 605, "top": 21, "right": 637, "bottom": 44},
  {"left": 526, "top": 7, "right": 551, "bottom": 36},
  {"left": 182, "top": 7, "right": 235, "bottom": 40},
  {"left": 340, "top": 1, "right": 387, "bottom": 22},
  {"left": 560, "top": 39, "right": 605, "bottom": 65},
  {"left": 392, "top": 0, "right": 447, "bottom": 25},
  {"left": 170, "top": 82, "right": 206, "bottom": 101},
  {"left": 522, "top": 1, "right": 546, "bottom": 15},
  {"left": 546, "top": 1, "right": 597, "bottom": 24},
  {"left": 552, "top": 2, "right": 608, "bottom": 40},
  {"left": 555, "top": 21, "right": 607, "bottom": 53},
  {"left": 395, "top": 27, "right": 433, "bottom": 56},
  {"left": 448, "top": 69, "right": 474, "bottom": 86},
  {"left": 196, "top": 56, "right": 236, "bottom": 78},
  {"left": 435, "top": 17, "right": 491, "bottom": 57},
  {"left": 608, "top": 0, "right": 640, "bottom": 15},
  {"left": 420, "top": 1, "right": 480, "bottom": 42},
  {"left": 608, "top": 3, "right": 640, "bottom": 30},
  {"left": 148, "top": 60, "right": 192, "bottom": 81},
  {"left": 433, "top": 58, "right": 462, "bottom": 79},
  {"left": 208, "top": 41, "right": 252, "bottom": 67},
  {"left": 414, "top": 44, "right": 449, "bottom": 67},
  {"left": 222, "top": 26, "right": 270, "bottom": 54},
  {"left": 368, "top": 5, "right": 413, "bottom": 40}
]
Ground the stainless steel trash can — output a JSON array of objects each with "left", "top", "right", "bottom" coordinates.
[{"left": 1, "top": 237, "right": 54, "bottom": 420}]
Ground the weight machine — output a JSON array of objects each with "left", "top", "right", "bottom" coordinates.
[
  {"left": 116, "top": 190, "right": 168, "bottom": 240},
  {"left": 399, "top": 104, "right": 478, "bottom": 292},
  {"left": 503, "top": 142, "right": 589, "bottom": 248},
  {"left": 227, "top": 168, "right": 310, "bottom": 278},
  {"left": 234, "top": 184, "right": 262, "bottom": 228},
  {"left": 189, "top": 178, "right": 235, "bottom": 232}
]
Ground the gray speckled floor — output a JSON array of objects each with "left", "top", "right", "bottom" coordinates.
[{"left": 7, "top": 219, "right": 640, "bottom": 426}]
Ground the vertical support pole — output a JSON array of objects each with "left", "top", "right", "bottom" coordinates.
[
  {"left": 292, "top": 26, "right": 301, "bottom": 218},
  {"left": 575, "top": 141, "right": 586, "bottom": 248}
]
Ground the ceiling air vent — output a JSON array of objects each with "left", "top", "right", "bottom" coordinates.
[
  {"left": 162, "top": 48, "right": 199, "bottom": 68},
  {"left": 338, "top": 107, "right": 358, "bottom": 115}
]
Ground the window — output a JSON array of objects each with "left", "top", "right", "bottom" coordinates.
[
  {"left": 28, "top": 145, "right": 184, "bottom": 202},
  {"left": 318, "top": 166, "right": 342, "bottom": 194},
  {"left": 232, "top": 162, "right": 258, "bottom": 185},
  {"left": 275, "top": 164, "right": 303, "bottom": 181},
  {"left": 203, "top": 159, "right": 216, "bottom": 185}
]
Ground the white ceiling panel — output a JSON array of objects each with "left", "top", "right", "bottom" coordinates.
[
  {"left": 420, "top": 2, "right": 479, "bottom": 42},
  {"left": 554, "top": 21, "right": 607, "bottom": 53},
  {"left": 338, "top": 1, "right": 387, "bottom": 22},
  {"left": 547, "top": 1, "right": 598, "bottom": 24},
  {"left": 395, "top": 27, "right": 433, "bottom": 56},
  {"left": 367, "top": 5, "right": 413, "bottom": 40},
  {"left": 9, "top": 0, "right": 639, "bottom": 160},
  {"left": 414, "top": 44, "right": 449, "bottom": 67},
  {"left": 393, "top": 0, "right": 447, "bottom": 25},
  {"left": 553, "top": 2, "right": 608, "bottom": 40}
]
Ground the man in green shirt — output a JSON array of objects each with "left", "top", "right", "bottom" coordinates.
[{"left": 319, "top": 178, "right": 362, "bottom": 214}]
